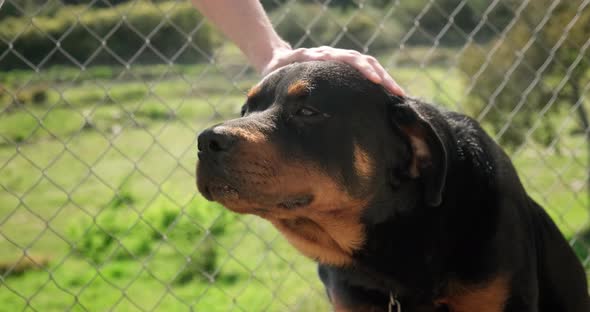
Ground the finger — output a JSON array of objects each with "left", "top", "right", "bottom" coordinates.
[
  {"left": 340, "top": 54, "right": 381, "bottom": 83},
  {"left": 288, "top": 48, "right": 324, "bottom": 63},
  {"left": 366, "top": 56, "right": 387, "bottom": 80},
  {"left": 264, "top": 47, "right": 406, "bottom": 96},
  {"left": 383, "top": 77, "right": 405, "bottom": 96},
  {"left": 262, "top": 48, "right": 305, "bottom": 75},
  {"left": 365, "top": 57, "right": 402, "bottom": 95},
  {"left": 363, "top": 57, "right": 388, "bottom": 84},
  {"left": 361, "top": 65, "right": 382, "bottom": 84}
]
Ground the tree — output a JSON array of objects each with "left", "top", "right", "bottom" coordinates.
[
  {"left": 262, "top": 0, "right": 357, "bottom": 11},
  {"left": 459, "top": 0, "right": 590, "bottom": 202},
  {"left": 367, "top": 0, "right": 514, "bottom": 45},
  {"left": 60, "top": 0, "right": 130, "bottom": 5}
]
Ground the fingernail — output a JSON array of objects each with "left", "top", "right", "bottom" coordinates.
[
  {"left": 388, "top": 81, "right": 405, "bottom": 96},
  {"left": 396, "top": 87, "right": 406, "bottom": 96}
]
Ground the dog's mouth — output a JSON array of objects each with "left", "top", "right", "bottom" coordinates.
[
  {"left": 203, "top": 183, "right": 238, "bottom": 201},
  {"left": 197, "top": 158, "right": 366, "bottom": 266},
  {"left": 200, "top": 176, "right": 315, "bottom": 213}
]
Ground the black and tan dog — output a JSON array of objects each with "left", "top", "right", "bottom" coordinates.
[{"left": 196, "top": 61, "right": 590, "bottom": 311}]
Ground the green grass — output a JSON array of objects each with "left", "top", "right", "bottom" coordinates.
[
  {"left": 0, "top": 59, "right": 329, "bottom": 311},
  {"left": 1, "top": 55, "right": 589, "bottom": 311},
  {"left": 0, "top": 118, "right": 329, "bottom": 311},
  {"left": 0, "top": 219, "right": 329, "bottom": 311}
]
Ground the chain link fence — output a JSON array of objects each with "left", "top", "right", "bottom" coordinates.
[{"left": 0, "top": 0, "right": 589, "bottom": 311}]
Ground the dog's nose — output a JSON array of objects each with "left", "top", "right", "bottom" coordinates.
[{"left": 198, "top": 127, "right": 236, "bottom": 153}]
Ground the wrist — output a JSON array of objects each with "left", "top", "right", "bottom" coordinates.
[{"left": 254, "top": 40, "right": 292, "bottom": 75}]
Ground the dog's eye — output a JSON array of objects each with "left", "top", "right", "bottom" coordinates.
[{"left": 295, "top": 107, "right": 318, "bottom": 117}]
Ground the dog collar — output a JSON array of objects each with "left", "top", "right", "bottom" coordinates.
[{"left": 388, "top": 292, "right": 401, "bottom": 312}]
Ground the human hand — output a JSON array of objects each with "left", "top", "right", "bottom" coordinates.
[{"left": 261, "top": 46, "right": 405, "bottom": 96}]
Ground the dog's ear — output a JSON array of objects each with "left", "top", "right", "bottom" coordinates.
[{"left": 390, "top": 97, "right": 449, "bottom": 207}]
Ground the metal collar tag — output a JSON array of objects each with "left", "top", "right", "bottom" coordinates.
[{"left": 388, "top": 292, "right": 401, "bottom": 312}]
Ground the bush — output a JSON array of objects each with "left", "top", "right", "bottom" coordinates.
[
  {"left": 371, "top": 0, "right": 515, "bottom": 46},
  {"left": 262, "top": 0, "right": 357, "bottom": 11},
  {"left": 0, "top": 1, "right": 221, "bottom": 70},
  {"left": 272, "top": 3, "right": 402, "bottom": 52},
  {"left": 459, "top": 1, "right": 590, "bottom": 147},
  {"left": 0, "top": 1, "right": 23, "bottom": 20}
]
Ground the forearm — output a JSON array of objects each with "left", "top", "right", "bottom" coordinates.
[
  {"left": 192, "top": 0, "right": 404, "bottom": 95},
  {"left": 191, "top": 0, "right": 291, "bottom": 73}
]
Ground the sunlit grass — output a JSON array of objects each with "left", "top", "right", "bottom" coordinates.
[{"left": 1, "top": 55, "right": 589, "bottom": 311}]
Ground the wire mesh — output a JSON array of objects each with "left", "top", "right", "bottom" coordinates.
[{"left": 0, "top": 0, "right": 589, "bottom": 311}]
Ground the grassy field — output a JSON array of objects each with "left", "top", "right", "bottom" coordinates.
[{"left": 1, "top": 48, "right": 589, "bottom": 311}]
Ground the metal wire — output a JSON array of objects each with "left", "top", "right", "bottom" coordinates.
[{"left": 0, "top": 0, "right": 589, "bottom": 311}]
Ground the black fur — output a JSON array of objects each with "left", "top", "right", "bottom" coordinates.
[{"left": 197, "top": 61, "right": 590, "bottom": 311}]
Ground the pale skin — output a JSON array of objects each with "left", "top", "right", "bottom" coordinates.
[{"left": 191, "top": 0, "right": 405, "bottom": 96}]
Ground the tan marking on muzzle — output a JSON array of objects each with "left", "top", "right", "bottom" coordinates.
[
  {"left": 214, "top": 138, "right": 369, "bottom": 266},
  {"left": 220, "top": 126, "right": 266, "bottom": 143}
]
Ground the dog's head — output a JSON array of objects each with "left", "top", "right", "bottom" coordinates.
[{"left": 196, "top": 61, "right": 448, "bottom": 266}]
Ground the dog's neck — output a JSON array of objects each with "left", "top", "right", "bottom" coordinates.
[
  {"left": 345, "top": 135, "right": 504, "bottom": 302},
  {"left": 353, "top": 198, "right": 448, "bottom": 300}
]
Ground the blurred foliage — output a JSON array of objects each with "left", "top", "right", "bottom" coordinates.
[
  {"left": 13, "top": 84, "right": 48, "bottom": 106},
  {"left": 272, "top": 3, "right": 403, "bottom": 52},
  {"left": 67, "top": 183, "right": 234, "bottom": 281},
  {"left": 0, "top": 1, "right": 222, "bottom": 70},
  {"left": 460, "top": 0, "right": 590, "bottom": 147},
  {"left": 0, "top": 0, "right": 60, "bottom": 19},
  {"left": 60, "top": 0, "right": 138, "bottom": 6},
  {"left": 0, "top": 83, "right": 48, "bottom": 114},
  {"left": 0, "top": 0, "right": 519, "bottom": 70},
  {"left": 267, "top": 0, "right": 515, "bottom": 46},
  {"left": 386, "top": 0, "right": 515, "bottom": 45},
  {"left": 0, "top": 0, "right": 171, "bottom": 19},
  {"left": 262, "top": 0, "right": 358, "bottom": 10}
]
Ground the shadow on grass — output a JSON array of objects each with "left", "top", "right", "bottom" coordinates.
[{"left": 572, "top": 228, "right": 590, "bottom": 269}]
